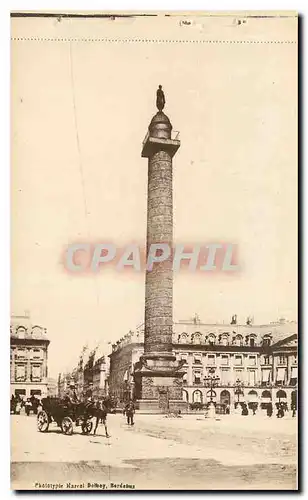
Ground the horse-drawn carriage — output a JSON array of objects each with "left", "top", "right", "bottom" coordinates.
[{"left": 37, "top": 397, "right": 95, "bottom": 435}]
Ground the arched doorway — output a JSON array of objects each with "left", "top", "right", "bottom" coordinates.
[
  {"left": 247, "top": 390, "right": 258, "bottom": 412},
  {"left": 261, "top": 390, "right": 272, "bottom": 412},
  {"left": 193, "top": 390, "right": 203, "bottom": 403},
  {"left": 182, "top": 389, "right": 189, "bottom": 402},
  {"left": 277, "top": 389, "right": 287, "bottom": 402},
  {"left": 248, "top": 390, "right": 258, "bottom": 402},
  {"left": 220, "top": 390, "right": 230, "bottom": 406},
  {"left": 261, "top": 390, "right": 271, "bottom": 400}
]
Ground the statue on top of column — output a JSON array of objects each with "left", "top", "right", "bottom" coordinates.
[{"left": 156, "top": 85, "right": 165, "bottom": 111}]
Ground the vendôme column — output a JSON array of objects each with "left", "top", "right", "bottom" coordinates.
[{"left": 135, "top": 86, "right": 186, "bottom": 413}]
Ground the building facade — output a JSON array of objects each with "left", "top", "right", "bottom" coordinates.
[
  {"left": 10, "top": 313, "right": 50, "bottom": 399},
  {"left": 58, "top": 347, "right": 109, "bottom": 400},
  {"left": 47, "top": 377, "right": 58, "bottom": 397},
  {"left": 108, "top": 317, "right": 298, "bottom": 410}
]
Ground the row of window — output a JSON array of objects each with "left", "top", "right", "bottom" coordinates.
[
  {"left": 11, "top": 348, "right": 44, "bottom": 360},
  {"left": 12, "top": 363, "right": 43, "bottom": 382},
  {"left": 180, "top": 353, "right": 257, "bottom": 366},
  {"left": 185, "top": 388, "right": 296, "bottom": 404},
  {"left": 179, "top": 353, "right": 297, "bottom": 366},
  {"left": 184, "top": 366, "right": 298, "bottom": 386},
  {"left": 11, "top": 326, "right": 45, "bottom": 338},
  {"left": 177, "top": 332, "right": 272, "bottom": 347}
]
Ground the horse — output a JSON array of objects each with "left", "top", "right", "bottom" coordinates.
[{"left": 86, "top": 400, "right": 110, "bottom": 437}]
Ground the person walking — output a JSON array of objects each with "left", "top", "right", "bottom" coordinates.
[
  {"left": 277, "top": 402, "right": 285, "bottom": 418},
  {"left": 25, "top": 398, "right": 32, "bottom": 416},
  {"left": 30, "top": 395, "right": 39, "bottom": 415},
  {"left": 93, "top": 399, "right": 110, "bottom": 437},
  {"left": 241, "top": 402, "right": 248, "bottom": 416},
  {"left": 124, "top": 400, "right": 135, "bottom": 426},
  {"left": 267, "top": 402, "right": 273, "bottom": 417}
]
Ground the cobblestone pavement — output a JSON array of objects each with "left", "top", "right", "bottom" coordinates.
[{"left": 11, "top": 413, "right": 297, "bottom": 490}]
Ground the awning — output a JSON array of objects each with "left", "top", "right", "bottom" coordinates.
[
  {"left": 276, "top": 367, "right": 286, "bottom": 382},
  {"left": 221, "top": 369, "right": 231, "bottom": 384},
  {"left": 291, "top": 367, "right": 297, "bottom": 378},
  {"left": 262, "top": 369, "right": 271, "bottom": 383},
  {"left": 248, "top": 371, "right": 256, "bottom": 385}
]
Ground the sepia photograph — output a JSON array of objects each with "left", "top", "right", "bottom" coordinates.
[{"left": 10, "top": 11, "right": 298, "bottom": 490}]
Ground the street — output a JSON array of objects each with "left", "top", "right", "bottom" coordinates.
[{"left": 11, "top": 413, "right": 297, "bottom": 490}]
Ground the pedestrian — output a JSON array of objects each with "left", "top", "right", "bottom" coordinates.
[
  {"left": 124, "top": 400, "right": 135, "bottom": 426},
  {"left": 10, "top": 395, "right": 16, "bottom": 414},
  {"left": 93, "top": 399, "right": 110, "bottom": 437},
  {"left": 241, "top": 402, "right": 248, "bottom": 416},
  {"left": 291, "top": 402, "right": 296, "bottom": 417},
  {"left": 25, "top": 398, "right": 32, "bottom": 416},
  {"left": 31, "top": 395, "right": 39, "bottom": 415},
  {"left": 225, "top": 404, "right": 230, "bottom": 415},
  {"left": 252, "top": 403, "right": 257, "bottom": 416},
  {"left": 277, "top": 402, "right": 284, "bottom": 418},
  {"left": 267, "top": 402, "right": 273, "bottom": 417}
]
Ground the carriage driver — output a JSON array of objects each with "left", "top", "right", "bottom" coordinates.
[{"left": 65, "top": 381, "right": 79, "bottom": 404}]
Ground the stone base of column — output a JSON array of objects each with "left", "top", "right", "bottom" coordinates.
[
  {"left": 134, "top": 356, "right": 187, "bottom": 414},
  {"left": 136, "top": 398, "right": 188, "bottom": 414}
]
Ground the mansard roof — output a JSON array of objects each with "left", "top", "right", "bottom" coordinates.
[
  {"left": 173, "top": 320, "right": 297, "bottom": 345},
  {"left": 10, "top": 314, "right": 49, "bottom": 341},
  {"left": 271, "top": 333, "right": 298, "bottom": 349}
]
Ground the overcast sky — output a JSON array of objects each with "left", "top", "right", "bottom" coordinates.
[{"left": 11, "top": 15, "right": 297, "bottom": 377}]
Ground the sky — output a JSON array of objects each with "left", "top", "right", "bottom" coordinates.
[{"left": 11, "top": 14, "right": 297, "bottom": 377}]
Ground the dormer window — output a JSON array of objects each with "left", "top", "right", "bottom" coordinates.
[
  {"left": 263, "top": 335, "right": 271, "bottom": 347},
  {"left": 32, "top": 326, "right": 42, "bottom": 338},
  {"left": 180, "top": 333, "right": 189, "bottom": 344},
  {"left": 17, "top": 327, "right": 26, "bottom": 339},
  {"left": 234, "top": 335, "right": 243, "bottom": 347},
  {"left": 221, "top": 334, "right": 229, "bottom": 346},
  {"left": 192, "top": 333, "right": 202, "bottom": 345},
  {"left": 246, "top": 334, "right": 257, "bottom": 347},
  {"left": 208, "top": 334, "right": 216, "bottom": 346}
]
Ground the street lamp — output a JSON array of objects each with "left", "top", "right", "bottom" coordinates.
[
  {"left": 234, "top": 378, "right": 244, "bottom": 406},
  {"left": 204, "top": 367, "right": 220, "bottom": 416}
]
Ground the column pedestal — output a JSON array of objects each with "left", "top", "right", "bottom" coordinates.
[{"left": 135, "top": 355, "right": 187, "bottom": 413}]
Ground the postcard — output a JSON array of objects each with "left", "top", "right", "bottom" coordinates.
[{"left": 11, "top": 11, "right": 298, "bottom": 490}]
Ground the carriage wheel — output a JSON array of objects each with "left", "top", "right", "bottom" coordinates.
[
  {"left": 81, "top": 419, "right": 93, "bottom": 435},
  {"left": 37, "top": 410, "right": 49, "bottom": 432},
  {"left": 61, "top": 416, "right": 74, "bottom": 435}
]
